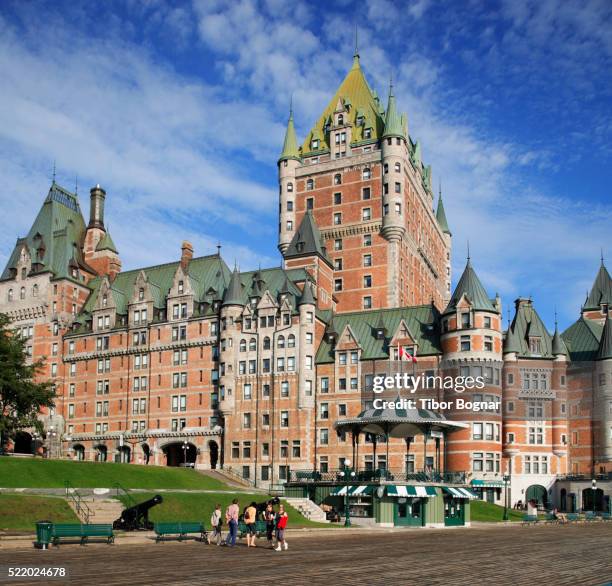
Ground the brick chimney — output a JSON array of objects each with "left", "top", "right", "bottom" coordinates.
[{"left": 181, "top": 241, "right": 194, "bottom": 270}]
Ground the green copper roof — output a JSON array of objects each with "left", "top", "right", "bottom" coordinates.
[
  {"left": 1, "top": 182, "right": 89, "bottom": 282},
  {"left": 222, "top": 266, "right": 244, "bottom": 306},
  {"left": 302, "top": 55, "right": 384, "bottom": 153},
  {"left": 445, "top": 258, "right": 496, "bottom": 314},
  {"left": 284, "top": 211, "right": 332, "bottom": 266},
  {"left": 279, "top": 108, "right": 301, "bottom": 162},
  {"left": 551, "top": 324, "right": 569, "bottom": 357},
  {"left": 584, "top": 260, "right": 612, "bottom": 310},
  {"left": 503, "top": 299, "right": 554, "bottom": 358},
  {"left": 382, "top": 82, "right": 405, "bottom": 139},
  {"left": 562, "top": 316, "right": 604, "bottom": 362},
  {"left": 316, "top": 304, "right": 441, "bottom": 364},
  {"left": 95, "top": 230, "right": 118, "bottom": 254},
  {"left": 596, "top": 316, "right": 612, "bottom": 360},
  {"left": 435, "top": 193, "right": 451, "bottom": 235}
]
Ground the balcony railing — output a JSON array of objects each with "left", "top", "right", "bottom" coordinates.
[
  {"left": 288, "top": 469, "right": 468, "bottom": 485},
  {"left": 556, "top": 473, "right": 612, "bottom": 482}
]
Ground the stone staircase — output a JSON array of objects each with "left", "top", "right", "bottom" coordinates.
[
  {"left": 284, "top": 498, "right": 329, "bottom": 523},
  {"left": 67, "top": 497, "right": 124, "bottom": 524}
]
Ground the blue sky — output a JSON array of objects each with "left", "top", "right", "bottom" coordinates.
[{"left": 0, "top": 0, "right": 610, "bottom": 331}]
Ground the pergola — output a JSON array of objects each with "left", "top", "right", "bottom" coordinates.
[{"left": 334, "top": 400, "right": 468, "bottom": 475}]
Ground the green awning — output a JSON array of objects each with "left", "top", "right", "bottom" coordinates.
[
  {"left": 471, "top": 479, "right": 505, "bottom": 488},
  {"left": 386, "top": 485, "right": 437, "bottom": 497},
  {"left": 443, "top": 487, "right": 478, "bottom": 500},
  {"left": 331, "top": 485, "right": 375, "bottom": 496}
]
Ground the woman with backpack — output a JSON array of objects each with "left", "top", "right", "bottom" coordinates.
[{"left": 210, "top": 503, "right": 223, "bottom": 545}]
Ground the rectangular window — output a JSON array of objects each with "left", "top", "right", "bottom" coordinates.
[
  {"left": 362, "top": 187, "right": 371, "bottom": 200},
  {"left": 460, "top": 336, "right": 471, "bottom": 351}
]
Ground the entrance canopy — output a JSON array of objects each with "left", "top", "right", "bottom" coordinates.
[
  {"left": 387, "top": 485, "right": 437, "bottom": 497},
  {"left": 334, "top": 402, "right": 468, "bottom": 438},
  {"left": 331, "top": 485, "right": 375, "bottom": 496},
  {"left": 471, "top": 479, "right": 505, "bottom": 488}
]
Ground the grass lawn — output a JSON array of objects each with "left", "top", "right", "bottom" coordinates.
[
  {"left": 0, "top": 457, "right": 228, "bottom": 490},
  {"left": 471, "top": 500, "right": 527, "bottom": 522},
  {"left": 118, "top": 492, "right": 336, "bottom": 529},
  {"left": 0, "top": 494, "right": 79, "bottom": 531}
]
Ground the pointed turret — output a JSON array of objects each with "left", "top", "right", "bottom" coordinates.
[
  {"left": 445, "top": 257, "right": 496, "bottom": 314},
  {"left": 284, "top": 211, "right": 332, "bottom": 266},
  {"left": 503, "top": 324, "right": 521, "bottom": 355},
  {"left": 95, "top": 230, "right": 118, "bottom": 254},
  {"left": 382, "top": 80, "right": 405, "bottom": 140},
  {"left": 552, "top": 322, "right": 569, "bottom": 357},
  {"left": 279, "top": 107, "right": 300, "bottom": 163},
  {"left": 298, "top": 279, "right": 315, "bottom": 306},
  {"left": 584, "top": 257, "right": 612, "bottom": 310},
  {"left": 597, "top": 316, "right": 612, "bottom": 360},
  {"left": 436, "top": 192, "right": 451, "bottom": 235},
  {"left": 222, "top": 266, "right": 243, "bottom": 307}
]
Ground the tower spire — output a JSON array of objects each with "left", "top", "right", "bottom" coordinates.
[
  {"left": 354, "top": 24, "right": 359, "bottom": 59},
  {"left": 278, "top": 102, "right": 300, "bottom": 162},
  {"left": 52, "top": 160, "right": 56, "bottom": 184}
]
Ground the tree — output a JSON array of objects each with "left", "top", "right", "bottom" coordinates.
[{"left": 0, "top": 313, "right": 55, "bottom": 449}]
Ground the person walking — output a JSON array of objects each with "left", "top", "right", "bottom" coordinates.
[
  {"left": 264, "top": 503, "right": 276, "bottom": 548},
  {"left": 226, "top": 498, "right": 239, "bottom": 547},
  {"left": 211, "top": 503, "right": 223, "bottom": 546},
  {"left": 274, "top": 504, "right": 288, "bottom": 551},
  {"left": 244, "top": 501, "right": 258, "bottom": 547}
]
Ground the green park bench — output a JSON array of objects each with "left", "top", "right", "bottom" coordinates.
[
  {"left": 598, "top": 512, "right": 611, "bottom": 521},
  {"left": 521, "top": 515, "right": 539, "bottom": 526},
  {"left": 544, "top": 513, "right": 558, "bottom": 524},
  {"left": 584, "top": 511, "right": 598, "bottom": 522},
  {"left": 51, "top": 523, "right": 114, "bottom": 546},
  {"left": 154, "top": 522, "right": 209, "bottom": 543},
  {"left": 566, "top": 513, "right": 580, "bottom": 523},
  {"left": 238, "top": 520, "right": 267, "bottom": 538}
]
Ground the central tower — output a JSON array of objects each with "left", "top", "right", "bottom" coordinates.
[{"left": 278, "top": 52, "right": 452, "bottom": 313}]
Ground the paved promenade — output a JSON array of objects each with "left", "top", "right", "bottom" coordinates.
[{"left": 0, "top": 523, "right": 610, "bottom": 585}]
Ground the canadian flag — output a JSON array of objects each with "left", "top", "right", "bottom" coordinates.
[{"left": 399, "top": 346, "right": 417, "bottom": 362}]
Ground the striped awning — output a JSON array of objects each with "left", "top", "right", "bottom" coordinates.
[
  {"left": 386, "top": 485, "right": 437, "bottom": 497},
  {"left": 443, "top": 487, "right": 478, "bottom": 499},
  {"left": 471, "top": 479, "right": 505, "bottom": 488},
  {"left": 331, "top": 485, "right": 375, "bottom": 496}
]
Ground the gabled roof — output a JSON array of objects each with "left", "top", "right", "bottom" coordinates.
[
  {"left": 596, "top": 316, "right": 612, "bottom": 360},
  {"left": 316, "top": 304, "right": 441, "bottom": 363},
  {"left": 504, "top": 298, "right": 553, "bottom": 358},
  {"left": 435, "top": 193, "right": 451, "bottom": 235},
  {"left": 584, "top": 260, "right": 612, "bottom": 310},
  {"left": 279, "top": 107, "right": 301, "bottom": 163},
  {"left": 301, "top": 55, "right": 384, "bottom": 153},
  {"left": 1, "top": 182, "right": 89, "bottom": 282},
  {"left": 284, "top": 211, "right": 332, "bottom": 266},
  {"left": 445, "top": 258, "right": 496, "bottom": 314},
  {"left": 562, "top": 316, "right": 604, "bottom": 362}
]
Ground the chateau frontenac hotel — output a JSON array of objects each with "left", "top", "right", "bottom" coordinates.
[{"left": 2, "top": 52, "right": 611, "bottom": 520}]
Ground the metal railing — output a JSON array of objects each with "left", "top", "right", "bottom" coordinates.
[
  {"left": 64, "top": 480, "right": 92, "bottom": 523},
  {"left": 219, "top": 466, "right": 258, "bottom": 488},
  {"left": 288, "top": 469, "right": 468, "bottom": 485},
  {"left": 556, "top": 473, "right": 612, "bottom": 482},
  {"left": 114, "top": 482, "right": 136, "bottom": 507}
]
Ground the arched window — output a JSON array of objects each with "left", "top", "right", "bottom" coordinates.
[
  {"left": 249, "top": 338, "right": 257, "bottom": 351},
  {"left": 102, "top": 294, "right": 108, "bottom": 307},
  {"left": 239, "top": 339, "right": 247, "bottom": 352},
  {"left": 288, "top": 334, "right": 296, "bottom": 348},
  {"left": 277, "top": 335, "right": 285, "bottom": 349},
  {"left": 334, "top": 174, "right": 342, "bottom": 185},
  {"left": 32, "top": 284, "right": 38, "bottom": 297},
  {"left": 362, "top": 167, "right": 371, "bottom": 180},
  {"left": 263, "top": 336, "right": 271, "bottom": 350},
  {"left": 178, "top": 280, "right": 184, "bottom": 294},
  {"left": 20, "top": 287, "right": 25, "bottom": 300},
  {"left": 395, "top": 162, "right": 401, "bottom": 173},
  {"left": 21, "top": 267, "right": 26, "bottom": 279},
  {"left": 139, "top": 288, "right": 144, "bottom": 301},
  {"left": 7, "top": 289, "right": 13, "bottom": 302},
  {"left": 338, "top": 114, "right": 344, "bottom": 125},
  {"left": 306, "top": 178, "right": 314, "bottom": 191},
  {"left": 287, "top": 182, "right": 293, "bottom": 192}
]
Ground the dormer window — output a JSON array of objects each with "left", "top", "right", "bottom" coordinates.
[
  {"left": 529, "top": 337, "right": 542, "bottom": 355},
  {"left": 338, "top": 114, "right": 344, "bottom": 125},
  {"left": 138, "top": 288, "right": 144, "bottom": 301},
  {"left": 72, "top": 268, "right": 78, "bottom": 279},
  {"left": 356, "top": 115, "right": 364, "bottom": 126},
  {"left": 311, "top": 138, "right": 319, "bottom": 150},
  {"left": 178, "top": 280, "right": 184, "bottom": 294},
  {"left": 364, "top": 128, "right": 372, "bottom": 139},
  {"left": 603, "top": 304, "right": 609, "bottom": 315},
  {"left": 102, "top": 294, "right": 108, "bottom": 307}
]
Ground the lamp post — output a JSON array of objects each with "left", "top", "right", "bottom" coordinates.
[
  {"left": 183, "top": 440, "right": 188, "bottom": 467},
  {"left": 503, "top": 474, "right": 510, "bottom": 521},
  {"left": 339, "top": 458, "right": 355, "bottom": 527},
  {"left": 592, "top": 478, "right": 597, "bottom": 514}
]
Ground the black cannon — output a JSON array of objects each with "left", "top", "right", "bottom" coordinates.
[{"left": 113, "top": 495, "right": 163, "bottom": 531}]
